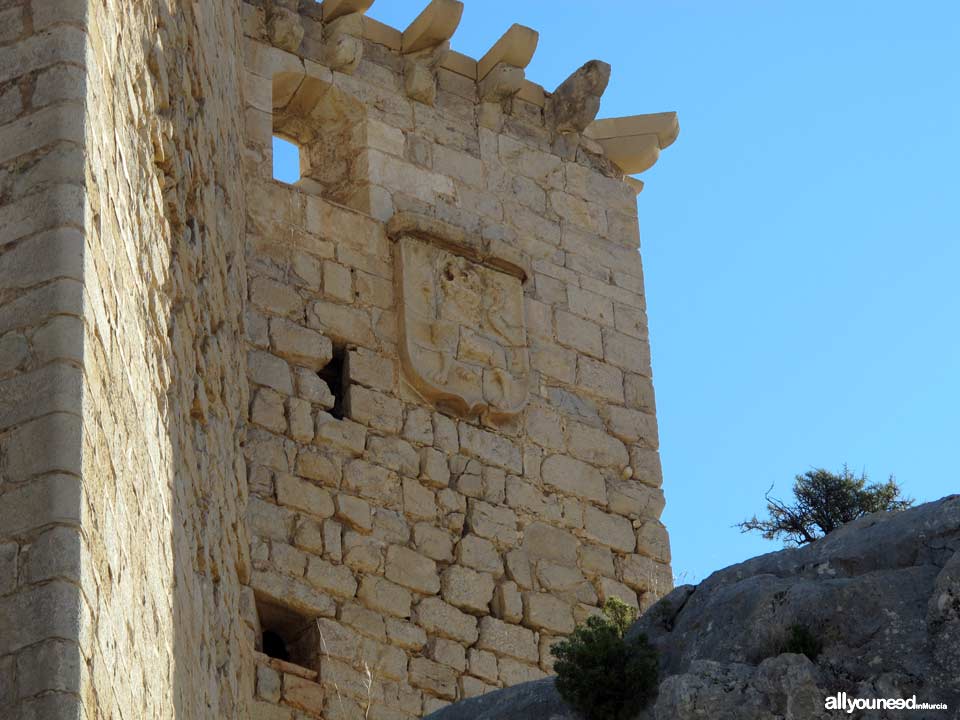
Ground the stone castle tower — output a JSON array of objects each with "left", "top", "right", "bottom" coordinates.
[{"left": 0, "top": 0, "right": 676, "bottom": 717}]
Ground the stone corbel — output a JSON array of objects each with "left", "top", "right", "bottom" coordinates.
[
  {"left": 401, "top": 0, "right": 464, "bottom": 105},
  {"left": 266, "top": 1, "right": 305, "bottom": 52},
  {"left": 476, "top": 24, "right": 538, "bottom": 104},
  {"left": 546, "top": 60, "right": 611, "bottom": 134},
  {"left": 321, "top": 4, "right": 370, "bottom": 73},
  {"left": 321, "top": 0, "right": 375, "bottom": 21},
  {"left": 584, "top": 112, "right": 680, "bottom": 175}
]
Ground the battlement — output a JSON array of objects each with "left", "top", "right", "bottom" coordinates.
[{"left": 246, "top": 0, "right": 677, "bottom": 187}]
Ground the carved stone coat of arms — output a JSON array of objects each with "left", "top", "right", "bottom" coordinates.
[{"left": 390, "top": 214, "right": 531, "bottom": 422}]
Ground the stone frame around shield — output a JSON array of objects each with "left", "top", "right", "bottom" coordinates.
[{"left": 391, "top": 215, "right": 532, "bottom": 423}]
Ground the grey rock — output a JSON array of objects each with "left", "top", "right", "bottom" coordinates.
[
  {"left": 425, "top": 677, "right": 579, "bottom": 720},
  {"left": 428, "top": 495, "right": 960, "bottom": 720}
]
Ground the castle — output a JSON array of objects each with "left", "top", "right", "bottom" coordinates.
[{"left": 0, "top": 1, "right": 676, "bottom": 717}]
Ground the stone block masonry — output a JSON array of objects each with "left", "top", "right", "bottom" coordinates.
[
  {"left": 0, "top": 1, "right": 676, "bottom": 718},
  {"left": 241, "top": 1, "right": 676, "bottom": 717},
  {"left": 1, "top": 0, "right": 251, "bottom": 718}
]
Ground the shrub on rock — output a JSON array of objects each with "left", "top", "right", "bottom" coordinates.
[{"left": 551, "top": 598, "right": 658, "bottom": 720}]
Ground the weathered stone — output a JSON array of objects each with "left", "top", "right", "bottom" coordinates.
[
  {"left": 504, "top": 548, "right": 534, "bottom": 590},
  {"left": 0, "top": 7, "right": 680, "bottom": 716},
  {"left": 635, "top": 519, "right": 671, "bottom": 564},
  {"left": 306, "top": 557, "right": 358, "bottom": 599},
  {"left": 455, "top": 534, "right": 503, "bottom": 575},
  {"left": 315, "top": 414, "right": 367, "bottom": 456},
  {"left": 565, "top": 421, "right": 628, "bottom": 468},
  {"left": 469, "top": 649, "right": 499, "bottom": 684},
  {"left": 367, "top": 435, "right": 419, "bottom": 476},
  {"left": 459, "top": 424, "right": 522, "bottom": 474},
  {"left": 522, "top": 592, "right": 574, "bottom": 635},
  {"left": 343, "top": 459, "right": 400, "bottom": 506},
  {"left": 414, "top": 522, "right": 455, "bottom": 562},
  {"left": 249, "top": 350, "right": 293, "bottom": 395},
  {"left": 295, "top": 448, "right": 340, "bottom": 486},
  {"left": 476, "top": 617, "right": 539, "bottom": 664},
  {"left": 346, "top": 347, "right": 396, "bottom": 392},
  {"left": 492, "top": 581, "right": 523, "bottom": 623},
  {"left": 347, "top": 385, "right": 403, "bottom": 432},
  {"left": 576, "top": 356, "right": 624, "bottom": 403},
  {"left": 607, "top": 478, "right": 665, "bottom": 519},
  {"left": 420, "top": 447, "right": 451, "bottom": 488},
  {"left": 540, "top": 455, "right": 607, "bottom": 504},
  {"left": 521, "top": 522, "right": 578, "bottom": 567},
  {"left": 583, "top": 505, "right": 636, "bottom": 553},
  {"left": 595, "top": 576, "right": 638, "bottom": 609},
  {"left": 466, "top": 500, "right": 518, "bottom": 547},
  {"left": 358, "top": 576, "right": 412, "bottom": 618},
  {"left": 386, "top": 545, "right": 440, "bottom": 595},
  {"left": 430, "top": 637, "right": 468, "bottom": 672},
  {"left": 410, "top": 657, "right": 458, "bottom": 700},
  {"left": 386, "top": 616, "right": 427, "bottom": 651},
  {"left": 251, "top": 387, "right": 287, "bottom": 433},
  {"left": 403, "top": 407, "right": 434, "bottom": 444},
  {"left": 403, "top": 477, "right": 437, "bottom": 521},
  {"left": 497, "top": 657, "right": 548, "bottom": 686},
  {"left": 270, "top": 318, "right": 333, "bottom": 370},
  {"left": 276, "top": 474, "right": 335, "bottom": 518},
  {"left": 287, "top": 397, "right": 314, "bottom": 442},
  {"left": 416, "top": 597, "right": 479, "bottom": 645},
  {"left": 547, "top": 60, "right": 611, "bottom": 133},
  {"left": 441, "top": 565, "right": 495, "bottom": 613},
  {"left": 335, "top": 494, "right": 373, "bottom": 533}
]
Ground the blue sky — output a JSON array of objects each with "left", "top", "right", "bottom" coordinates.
[{"left": 279, "top": 2, "right": 960, "bottom": 583}]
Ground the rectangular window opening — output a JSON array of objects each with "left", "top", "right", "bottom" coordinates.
[
  {"left": 255, "top": 595, "right": 318, "bottom": 671},
  {"left": 272, "top": 135, "right": 302, "bottom": 184}
]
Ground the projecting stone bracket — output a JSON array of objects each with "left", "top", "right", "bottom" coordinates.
[
  {"left": 476, "top": 24, "right": 539, "bottom": 104},
  {"left": 322, "top": 12, "right": 365, "bottom": 73},
  {"left": 401, "top": 0, "right": 465, "bottom": 105},
  {"left": 266, "top": 2, "right": 305, "bottom": 53},
  {"left": 584, "top": 112, "right": 680, "bottom": 176}
]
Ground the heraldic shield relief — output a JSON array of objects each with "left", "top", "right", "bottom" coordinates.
[{"left": 392, "top": 216, "right": 531, "bottom": 422}]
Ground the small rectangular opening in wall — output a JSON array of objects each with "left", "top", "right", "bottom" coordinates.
[
  {"left": 255, "top": 595, "right": 318, "bottom": 671},
  {"left": 318, "top": 344, "right": 347, "bottom": 420},
  {"left": 273, "top": 136, "right": 302, "bottom": 184}
]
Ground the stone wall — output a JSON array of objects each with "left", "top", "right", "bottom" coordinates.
[
  {"left": 240, "top": 3, "right": 672, "bottom": 718},
  {"left": 0, "top": 1, "right": 89, "bottom": 716},
  {"left": 1, "top": 2, "right": 673, "bottom": 718},
  {"left": 81, "top": 1, "right": 252, "bottom": 717},
  {"left": 1, "top": 0, "right": 251, "bottom": 718}
]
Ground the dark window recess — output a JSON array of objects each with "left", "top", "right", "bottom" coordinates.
[
  {"left": 256, "top": 596, "right": 318, "bottom": 670},
  {"left": 318, "top": 344, "right": 347, "bottom": 420}
]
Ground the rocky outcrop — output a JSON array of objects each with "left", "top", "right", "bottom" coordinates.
[{"left": 427, "top": 495, "right": 960, "bottom": 719}]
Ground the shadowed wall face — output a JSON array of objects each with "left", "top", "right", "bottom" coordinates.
[{"left": 80, "top": 0, "right": 252, "bottom": 718}]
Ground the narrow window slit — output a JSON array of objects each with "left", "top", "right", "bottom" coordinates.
[{"left": 318, "top": 344, "right": 347, "bottom": 420}]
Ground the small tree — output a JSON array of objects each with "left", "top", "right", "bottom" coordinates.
[
  {"left": 551, "top": 598, "right": 659, "bottom": 720},
  {"left": 738, "top": 466, "right": 912, "bottom": 545}
]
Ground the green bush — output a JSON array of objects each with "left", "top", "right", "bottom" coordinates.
[
  {"left": 781, "top": 624, "right": 822, "bottom": 661},
  {"left": 551, "top": 598, "right": 659, "bottom": 720},
  {"left": 738, "top": 466, "right": 912, "bottom": 546}
]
